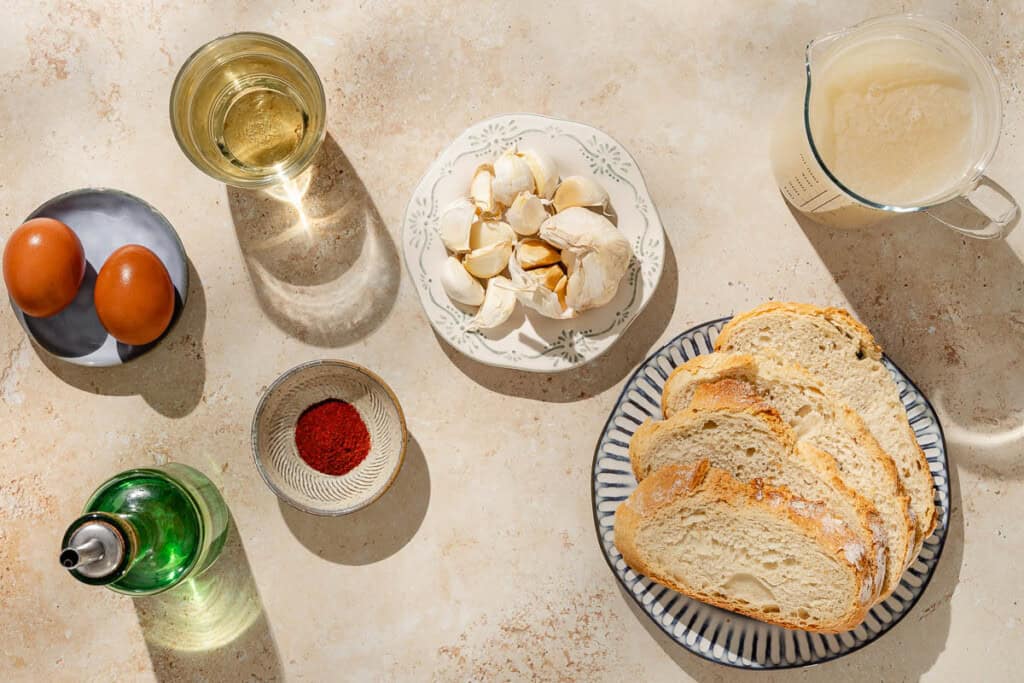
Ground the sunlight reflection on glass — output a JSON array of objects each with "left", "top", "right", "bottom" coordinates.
[
  {"left": 939, "top": 412, "right": 1024, "bottom": 448},
  {"left": 262, "top": 167, "right": 315, "bottom": 239},
  {"left": 134, "top": 524, "right": 262, "bottom": 653},
  {"left": 227, "top": 133, "right": 400, "bottom": 346},
  {"left": 933, "top": 387, "right": 1019, "bottom": 450}
]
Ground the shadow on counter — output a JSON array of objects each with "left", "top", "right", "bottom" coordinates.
[
  {"left": 439, "top": 235, "right": 679, "bottom": 403},
  {"left": 134, "top": 516, "right": 283, "bottom": 681},
  {"left": 278, "top": 435, "right": 430, "bottom": 565},
  {"left": 619, "top": 461, "right": 965, "bottom": 681},
  {"left": 795, "top": 204, "right": 1024, "bottom": 480},
  {"left": 34, "top": 259, "right": 207, "bottom": 418},
  {"left": 227, "top": 132, "right": 399, "bottom": 347}
]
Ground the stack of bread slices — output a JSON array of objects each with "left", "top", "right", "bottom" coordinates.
[{"left": 614, "top": 302, "right": 936, "bottom": 633}]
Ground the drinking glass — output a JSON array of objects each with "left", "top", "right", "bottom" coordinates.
[{"left": 170, "top": 32, "right": 326, "bottom": 188}]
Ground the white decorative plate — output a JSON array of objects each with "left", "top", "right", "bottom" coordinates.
[
  {"left": 592, "top": 318, "right": 950, "bottom": 669},
  {"left": 402, "top": 114, "right": 665, "bottom": 372}
]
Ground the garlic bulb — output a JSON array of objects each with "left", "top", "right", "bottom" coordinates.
[
  {"left": 468, "top": 276, "right": 517, "bottom": 330},
  {"left": 469, "top": 220, "right": 515, "bottom": 250},
  {"left": 439, "top": 198, "right": 477, "bottom": 252},
  {"left": 553, "top": 175, "right": 609, "bottom": 213},
  {"left": 508, "top": 247, "right": 574, "bottom": 319},
  {"left": 539, "top": 207, "right": 632, "bottom": 311},
  {"left": 519, "top": 149, "right": 559, "bottom": 199},
  {"left": 440, "top": 256, "right": 485, "bottom": 306},
  {"left": 516, "top": 238, "right": 561, "bottom": 269},
  {"left": 506, "top": 192, "right": 548, "bottom": 236},
  {"left": 491, "top": 147, "right": 535, "bottom": 206},
  {"left": 463, "top": 240, "right": 513, "bottom": 279},
  {"left": 470, "top": 165, "right": 498, "bottom": 214}
]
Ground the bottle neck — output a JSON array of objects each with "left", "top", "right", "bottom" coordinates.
[{"left": 60, "top": 513, "right": 137, "bottom": 586}]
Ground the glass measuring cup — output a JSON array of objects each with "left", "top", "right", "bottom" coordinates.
[{"left": 771, "top": 15, "right": 1018, "bottom": 238}]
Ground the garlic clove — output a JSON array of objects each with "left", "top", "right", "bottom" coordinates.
[
  {"left": 491, "top": 147, "right": 535, "bottom": 207},
  {"left": 517, "top": 238, "right": 561, "bottom": 269},
  {"left": 540, "top": 207, "right": 633, "bottom": 312},
  {"left": 470, "top": 165, "right": 498, "bottom": 215},
  {"left": 439, "top": 198, "right": 477, "bottom": 252},
  {"left": 531, "top": 264, "right": 565, "bottom": 291},
  {"left": 440, "top": 255, "right": 485, "bottom": 306},
  {"left": 552, "top": 175, "right": 610, "bottom": 213},
  {"left": 554, "top": 275, "right": 568, "bottom": 310},
  {"left": 506, "top": 192, "right": 548, "bottom": 236},
  {"left": 463, "top": 240, "right": 513, "bottom": 279},
  {"left": 469, "top": 220, "right": 515, "bottom": 251},
  {"left": 468, "top": 276, "right": 517, "bottom": 330},
  {"left": 519, "top": 148, "right": 559, "bottom": 199},
  {"left": 508, "top": 245, "right": 575, "bottom": 319}
]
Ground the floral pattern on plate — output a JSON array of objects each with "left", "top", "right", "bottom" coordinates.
[{"left": 401, "top": 114, "right": 665, "bottom": 372}]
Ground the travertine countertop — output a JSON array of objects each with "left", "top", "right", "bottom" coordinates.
[{"left": 2, "top": 1, "right": 1022, "bottom": 681}]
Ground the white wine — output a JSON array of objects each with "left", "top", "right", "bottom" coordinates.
[
  {"left": 219, "top": 85, "right": 307, "bottom": 169},
  {"left": 171, "top": 33, "right": 325, "bottom": 188}
]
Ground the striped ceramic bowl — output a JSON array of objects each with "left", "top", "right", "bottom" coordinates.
[
  {"left": 251, "top": 359, "right": 408, "bottom": 515},
  {"left": 592, "top": 317, "right": 950, "bottom": 668}
]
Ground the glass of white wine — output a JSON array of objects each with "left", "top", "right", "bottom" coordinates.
[{"left": 170, "top": 32, "right": 326, "bottom": 188}]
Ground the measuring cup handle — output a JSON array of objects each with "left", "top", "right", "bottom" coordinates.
[{"left": 924, "top": 177, "right": 1020, "bottom": 240}]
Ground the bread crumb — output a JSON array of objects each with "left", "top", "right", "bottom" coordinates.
[{"left": 844, "top": 542, "right": 864, "bottom": 565}]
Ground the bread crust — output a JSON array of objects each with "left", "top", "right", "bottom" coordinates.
[
  {"left": 715, "top": 301, "right": 883, "bottom": 360},
  {"left": 714, "top": 302, "right": 937, "bottom": 544},
  {"left": 632, "top": 379, "right": 883, "bottom": 602},
  {"left": 660, "top": 350, "right": 914, "bottom": 598},
  {"left": 633, "top": 378, "right": 796, "bottom": 482},
  {"left": 615, "top": 462, "right": 874, "bottom": 633}
]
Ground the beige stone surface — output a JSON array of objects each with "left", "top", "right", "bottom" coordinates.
[{"left": 1, "top": 0, "right": 1022, "bottom": 680}]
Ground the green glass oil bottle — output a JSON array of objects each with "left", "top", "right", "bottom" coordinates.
[{"left": 60, "top": 463, "right": 229, "bottom": 596}]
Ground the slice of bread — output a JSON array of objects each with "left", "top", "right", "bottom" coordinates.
[
  {"left": 714, "top": 303, "right": 936, "bottom": 555},
  {"left": 660, "top": 352, "right": 914, "bottom": 597},
  {"left": 614, "top": 460, "right": 875, "bottom": 632},
  {"left": 630, "top": 379, "right": 884, "bottom": 602}
]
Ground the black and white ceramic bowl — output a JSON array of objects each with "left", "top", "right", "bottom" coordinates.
[
  {"left": 9, "top": 188, "right": 189, "bottom": 366},
  {"left": 251, "top": 360, "right": 408, "bottom": 516},
  {"left": 591, "top": 317, "right": 950, "bottom": 669}
]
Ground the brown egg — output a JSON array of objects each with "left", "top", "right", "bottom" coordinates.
[
  {"left": 94, "top": 245, "right": 175, "bottom": 345},
  {"left": 3, "top": 217, "right": 86, "bottom": 317}
]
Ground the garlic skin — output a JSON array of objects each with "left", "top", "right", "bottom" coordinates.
[
  {"left": 439, "top": 198, "right": 477, "bottom": 252},
  {"left": 469, "top": 220, "right": 515, "bottom": 250},
  {"left": 508, "top": 247, "right": 575, "bottom": 319},
  {"left": 463, "top": 240, "right": 513, "bottom": 279},
  {"left": 440, "top": 256, "right": 485, "bottom": 306},
  {"left": 506, "top": 192, "right": 548, "bottom": 236},
  {"left": 468, "top": 276, "right": 517, "bottom": 330},
  {"left": 491, "top": 148, "right": 535, "bottom": 206},
  {"left": 539, "top": 207, "right": 632, "bottom": 311},
  {"left": 470, "top": 165, "right": 498, "bottom": 214},
  {"left": 553, "top": 175, "right": 610, "bottom": 213},
  {"left": 519, "top": 149, "right": 559, "bottom": 199}
]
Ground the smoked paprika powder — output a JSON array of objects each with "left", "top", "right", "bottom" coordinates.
[{"left": 294, "top": 399, "right": 371, "bottom": 476}]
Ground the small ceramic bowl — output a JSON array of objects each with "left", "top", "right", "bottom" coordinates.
[{"left": 251, "top": 360, "right": 407, "bottom": 515}]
